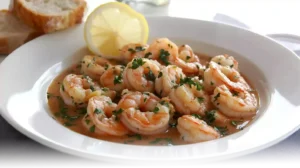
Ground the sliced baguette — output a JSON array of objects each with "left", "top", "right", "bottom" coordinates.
[
  {"left": 0, "top": 10, "right": 42, "bottom": 55},
  {"left": 10, "top": 0, "right": 87, "bottom": 33}
]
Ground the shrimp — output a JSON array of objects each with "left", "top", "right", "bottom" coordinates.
[
  {"left": 211, "top": 54, "right": 238, "bottom": 70},
  {"left": 87, "top": 96, "right": 130, "bottom": 136},
  {"left": 169, "top": 43, "right": 205, "bottom": 75},
  {"left": 100, "top": 65, "right": 126, "bottom": 92},
  {"left": 120, "top": 43, "right": 149, "bottom": 63},
  {"left": 123, "top": 58, "right": 161, "bottom": 92},
  {"left": 155, "top": 65, "right": 186, "bottom": 97},
  {"left": 177, "top": 115, "right": 220, "bottom": 142},
  {"left": 82, "top": 114, "right": 107, "bottom": 135},
  {"left": 81, "top": 55, "right": 112, "bottom": 80},
  {"left": 211, "top": 85, "right": 257, "bottom": 118},
  {"left": 203, "top": 62, "right": 250, "bottom": 92},
  {"left": 145, "top": 38, "right": 178, "bottom": 62},
  {"left": 60, "top": 74, "right": 100, "bottom": 106},
  {"left": 169, "top": 77, "right": 211, "bottom": 115},
  {"left": 117, "top": 90, "right": 174, "bottom": 135}
]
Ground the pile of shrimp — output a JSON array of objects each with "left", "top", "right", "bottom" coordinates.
[{"left": 60, "top": 38, "right": 258, "bottom": 143}]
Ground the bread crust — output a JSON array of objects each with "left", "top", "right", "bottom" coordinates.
[{"left": 10, "top": 0, "right": 87, "bottom": 33}]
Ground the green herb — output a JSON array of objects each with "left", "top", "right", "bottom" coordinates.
[
  {"left": 205, "top": 110, "right": 216, "bottom": 124},
  {"left": 131, "top": 58, "right": 145, "bottom": 69},
  {"left": 128, "top": 48, "right": 136, "bottom": 53},
  {"left": 153, "top": 107, "right": 159, "bottom": 113},
  {"left": 106, "top": 101, "right": 113, "bottom": 105},
  {"left": 196, "top": 64, "right": 200, "bottom": 70},
  {"left": 77, "top": 108, "right": 87, "bottom": 115},
  {"left": 61, "top": 84, "right": 65, "bottom": 92},
  {"left": 168, "top": 43, "right": 173, "bottom": 48},
  {"left": 101, "top": 87, "right": 109, "bottom": 92},
  {"left": 145, "top": 70, "right": 156, "bottom": 81},
  {"left": 113, "top": 108, "right": 123, "bottom": 116},
  {"left": 158, "top": 71, "right": 163, "bottom": 78},
  {"left": 197, "top": 97, "right": 204, "bottom": 103},
  {"left": 114, "top": 75, "right": 122, "bottom": 85},
  {"left": 94, "top": 108, "right": 103, "bottom": 114},
  {"left": 47, "top": 93, "right": 53, "bottom": 99},
  {"left": 179, "top": 77, "right": 203, "bottom": 91},
  {"left": 143, "top": 92, "right": 150, "bottom": 96},
  {"left": 191, "top": 114, "right": 201, "bottom": 120},
  {"left": 87, "top": 63, "right": 91, "bottom": 68},
  {"left": 159, "top": 49, "right": 170, "bottom": 65},
  {"left": 104, "top": 64, "right": 109, "bottom": 70},
  {"left": 144, "top": 52, "right": 152, "bottom": 58},
  {"left": 85, "top": 119, "right": 91, "bottom": 125},
  {"left": 127, "top": 134, "right": 142, "bottom": 140},
  {"left": 64, "top": 122, "right": 74, "bottom": 127},
  {"left": 213, "top": 93, "right": 220, "bottom": 102},
  {"left": 210, "top": 81, "right": 214, "bottom": 86},
  {"left": 89, "top": 125, "right": 96, "bottom": 133},
  {"left": 135, "top": 46, "right": 145, "bottom": 52},
  {"left": 149, "top": 138, "right": 173, "bottom": 145},
  {"left": 90, "top": 85, "right": 95, "bottom": 91},
  {"left": 232, "top": 90, "right": 239, "bottom": 96},
  {"left": 230, "top": 64, "right": 234, "bottom": 68},
  {"left": 159, "top": 100, "right": 169, "bottom": 107},
  {"left": 214, "top": 126, "right": 228, "bottom": 136},
  {"left": 144, "top": 97, "right": 147, "bottom": 102},
  {"left": 186, "top": 56, "right": 191, "bottom": 61}
]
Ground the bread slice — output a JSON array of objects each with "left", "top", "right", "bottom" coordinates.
[
  {"left": 10, "top": 0, "right": 87, "bottom": 33},
  {"left": 0, "top": 10, "right": 42, "bottom": 55}
]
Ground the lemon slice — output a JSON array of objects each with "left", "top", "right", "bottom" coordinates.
[{"left": 84, "top": 2, "right": 149, "bottom": 59}]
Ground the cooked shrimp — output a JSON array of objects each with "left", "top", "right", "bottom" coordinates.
[
  {"left": 123, "top": 58, "right": 161, "bottom": 92},
  {"left": 211, "top": 85, "right": 257, "bottom": 118},
  {"left": 145, "top": 38, "right": 178, "bottom": 62},
  {"left": 203, "top": 110, "right": 230, "bottom": 127},
  {"left": 60, "top": 74, "right": 100, "bottom": 106},
  {"left": 82, "top": 114, "right": 107, "bottom": 135},
  {"left": 169, "top": 43, "right": 205, "bottom": 75},
  {"left": 117, "top": 90, "right": 174, "bottom": 135},
  {"left": 87, "top": 96, "right": 129, "bottom": 136},
  {"left": 169, "top": 77, "right": 211, "bottom": 115},
  {"left": 211, "top": 54, "right": 238, "bottom": 70},
  {"left": 204, "top": 62, "right": 250, "bottom": 92},
  {"left": 81, "top": 55, "right": 112, "bottom": 80},
  {"left": 100, "top": 65, "right": 126, "bottom": 92},
  {"left": 177, "top": 115, "right": 220, "bottom": 142},
  {"left": 120, "top": 43, "right": 149, "bottom": 63},
  {"left": 155, "top": 65, "right": 186, "bottom": 97}
]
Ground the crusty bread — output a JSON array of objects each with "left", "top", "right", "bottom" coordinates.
[
  {"left": 0, "top": 10, "right": 42, "bottom": 55},
  {"left": 10, "top": 0, "right": 87, "bottom": 33}
]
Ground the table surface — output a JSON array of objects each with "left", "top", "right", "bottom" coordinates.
[{"left": 1, "top": 0, "right": 300, "bottom": 166}]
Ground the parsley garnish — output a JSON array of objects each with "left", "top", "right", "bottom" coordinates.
[
  {"left": 149, "top": 138, "right": 173, "bottom": 145},
  {"left": 127, "top": 134, "right": 142, "bottom": 140},
  {"left": 153, "top": 107, "right": 159, "bottom": 113},
  {"left": 94, "top": 108, "right": 103, "bottom": 114},
  {"left": 232, "top": 90, "right": 239, "bottom": 96},
  {"left": 90, "top": 85, "right": 95, "bottom": 91},
  {"left": 64, "top": 122, "right": 74, "bottom": 127},
  {"left": 89, "top": 125, "right": 96, "bottom": 133},
  {"left": 61, "top": 84, "right": 65, "bottom": 92},
  {"left": 131, "top": 58, "right": 145, "bottom": 69},
  {"left": 205, "top": 110, "right": 216, "bottom": 124},
  {"left": 213, "top": 93, "right": 220, "bottom": 102},
  {"left": 186, "top": 56, "right": 191, "bottom": 61},
  {"left": 47, "top": 92, "right": 53, "bottom": 99},
  {"left": 179, "top": 77, "right": 203, "bottom": 91},
  {"left": 191, "top": 114, "right": 201, "bottom": 120},
  {"left": 135, "top": 46, "right": 145, "bottom": 52},
  {"left": 145, "top": 70, "right": 156, "bottom": 81},
  {"left": 159, "top": 49, "right": 170, "bottom": 65},
  {"left": 210, "top": 81, "right": 214, "bottom": 86},
  {"left": 128, "top": 48, "right": 136, "bottom": 53},
  {"left": 158, "top": 71, "right": 163, "bottom": 78},
  {"left": 197, "top": 97, "right": 205, "bottom": 103},
  {"left": 101, "top": 87, "right": 109, "bottom": 92},
  {"left": 104, "top": 64, "right": 109, "bottom": 70},
  {"left": 85, "top": 119, "right": 91, "bottom": 125},
  {"left": 113, "top": 108, "right": 123, "bottom": 116},
  {"left": 230, "top": 64, "right": 234, "bottom": 68},
  {"left": 144, "top": 52, "right": 152, "bottom": 58},
  {"left": 114, "top": 75, "right": 122, "bottom": 84},
  {"left": 214, "top": 126, "right": 228, "bottom": 136}
]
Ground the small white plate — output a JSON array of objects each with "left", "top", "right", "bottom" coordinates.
[{"left": 1, "top": 16, "right": 300, "bottom": 163}]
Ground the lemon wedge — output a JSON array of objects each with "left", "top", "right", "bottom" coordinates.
[{"left": 84, "top": 2, "right": 149, "bottom": 59}]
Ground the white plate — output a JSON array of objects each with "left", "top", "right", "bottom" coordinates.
[{"left": 1, "top": 16, "right": 300, "bottom": 163}]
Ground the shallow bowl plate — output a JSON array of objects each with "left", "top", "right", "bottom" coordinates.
[{"left": 1, "top": 16, "right": 300, "bottom": 163}]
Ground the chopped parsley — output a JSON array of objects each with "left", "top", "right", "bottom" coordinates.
[
  {"left": 232, "top": 90, "right": 239, "bottom": 96},
  {"left": 144, "top": 52, "right": 152, "bottom": 58},
  {"left": 114, "top": 75, "right": 122, "bottom": 84},
  {"left": 145, "top": 70, "right": 156, "bottom": 81},
  {"left": 214, "top": 126, "right": 228, "bottom": 136},
  {"left": 191, "top": 113, "right": 201, "bottom": 120},
  {"left": 210, "top": 81, "right": 214, "bottom": 86},
  {"left": 197, "top": 97, "right": 205, "bottom": 103},
  {"left": 104, "top": 64, "right": 109, "bottom": 70},
  {"left": 179, "top": 77, "right": 203, "bottom": 91},
  {"left": 205, "top": 110, "right": 216, "bottom": 124},
  {"left": 135, "top": 46, "right": 145, "bottom": 52},
  {"left": 47, "top": 92, "right": 53, "bottom": 99},
  {"left": 186, "top": 56, "right": 191, "bottom": 61},
  {"left": 169, "top": 122, "right": 177, "bottom": 128},
  {"left": 113, "top": 108, "right": 123, "bottom": 116},
  {"left": 128, "top": 48, "right": 136, "bottom": 53},
  {"left": 61, "top": 84, "right": 65, "bottom": 92},
  {"left": 127, "top": 134, "right": 142, "bottom": 140},
  {"left": 159, "top": 49, "right": 170, "bottom": 65},
  {"left": 101, "top": 87, "right": 109, "bottom": 92},
  {"left": 89, "top": 125, "right": 96, "bottom": 133},
  {"left": 90, "top": 85, "right": 95, "bottom": 91},
  {"left": 149, "top": 138, "right": 173, "bottom": 145},
  {"left": 87, "top": 63, "right": 91, "bottom": 68},
  {"left": 131, "top": 58, "right": 145, "bottom": 69},
  {"left": 230, "top": 64, "right": 234, "bottom": 68},
  {"left": 63, "top": 122, "right": 74, "bottom": 127},
  {"left": 213, "top": 93, "right": 220, "bottom": 102},
  {"left": 158, "top": 71, "right": 163, "bottom": 78},
  {"left": 168, "top": 43, "right": 173, "bottom": 48},
  {"left": 94, "top": 108, "right": 103, "bottom": 114},
  {"left": 153, "top": 107, "right": 159, "bottom": 113},
  {"left": 85, "top": 119, "right": 91, "bottom": 125}
]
